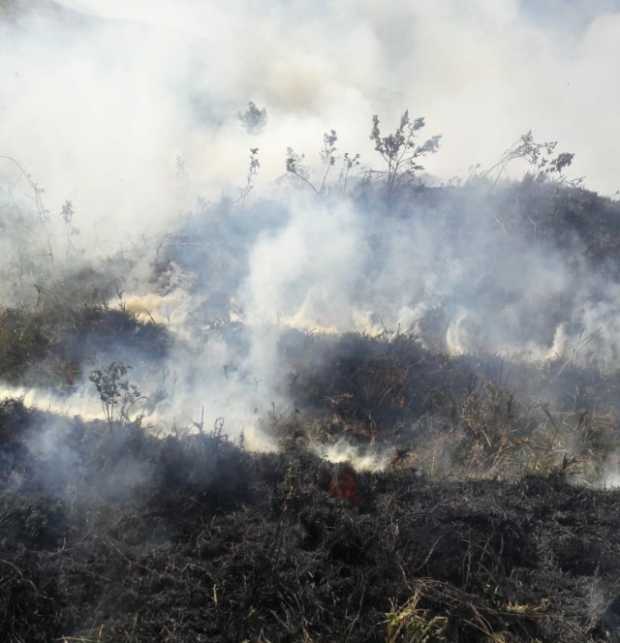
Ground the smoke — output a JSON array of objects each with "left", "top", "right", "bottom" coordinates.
[
  {"left": 2, "top": 0, "right": 620, "bottom": 236},
  {"left": 314, "top": 438, "right": 394, "bottom": 473},
  {"left": 2, "top": 0, "right": 620, "bottom": 457},
  {"left": 0, "top": 383, "right": 102, "bottom": 421}
]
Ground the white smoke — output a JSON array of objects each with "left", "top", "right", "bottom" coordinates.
[
  {"left": 2, "top": 0, "right": 620, "bottom": 245},
  {"left": 3, "top": 0, "right": 620, "bottom": 451}
]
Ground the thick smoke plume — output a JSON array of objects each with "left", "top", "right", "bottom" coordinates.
[{"left": 2, "top": 0, "right": 620, "bottom": 456}]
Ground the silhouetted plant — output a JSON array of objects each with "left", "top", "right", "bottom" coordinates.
[
  {"left": 89, "top": 361, "right": 145, "bottom": 426},
  {"left": 369, "top": 110, "right": 441, "bottom": 199},
  {"left": 285, "top": 145, "right": 316, "bottom": 192},
  {"left": 482, "top": 130, "right": 576, "bottom": 185},
  {"left": 238, "top": 147, "right": 260, "bottom": 203},
  {"left": 60, "top": 200, "right": 80, "bottom": 260},
  {"left": 338, "top": 151, "right": 361, "bottom": 193},
  {"left": 286, "top": 129, "right": 361, "bottom": 197},
  {"left": 239, "top": 100, "right": 267, "bottom": 134}
]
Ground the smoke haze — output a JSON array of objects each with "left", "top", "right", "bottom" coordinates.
[
  {"left": 2, "top": 0, "right": 620, "bottom": 449},
  {"left": 2, "top": 0, "right": 620, "bottom": 230}
]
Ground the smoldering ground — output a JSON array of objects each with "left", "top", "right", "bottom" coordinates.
[{"left": 4, "top": 3, "right": 620, "bottom": 642}]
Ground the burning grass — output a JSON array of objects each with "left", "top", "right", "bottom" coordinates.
[
  {"left": 0, "top": 295, "right": 170, "bottom": 390},
  {"left": 275, "top": 330, "right": 620, "bottom": 484},
  {"left": 3, "top": 165, "right": 620, "bottom": 641},
  {"left": 2, "top": 402, "right": 620, "bottom": 641},
  {"left": 3, "top": 289, "right": 620, "bottom": 640}
]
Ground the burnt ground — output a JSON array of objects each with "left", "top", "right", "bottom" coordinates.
[
  {"left": 1, "top": 307, "right": 620, "bottom": 643},
  {"left": 3, "top": 180, "right": 620, "bottom": 641},
  {"left": 2, "top": 400, "right": 620, "bottom": 642}
]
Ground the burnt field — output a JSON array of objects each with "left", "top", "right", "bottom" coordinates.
[
  {"left": 3, "top": 4, "right": 620, "bottom": 638},
  {"left": 3, "top": 317, "right": 620, "bottom": 642},
  {"left": 2, "top": 397, "right": 620, "bottom": 643},
  {"left": 2, "top": 173, "right": 620, "bottom": 641},
  {"left": 2, "top": 177, "right": 620, "bottom": 641}
]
